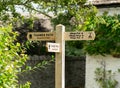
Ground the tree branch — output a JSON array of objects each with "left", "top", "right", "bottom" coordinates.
[
  {"left": 24, "top": 4, "right": 53, "bottom": 18},
  {"left": 11, "top": 0, "right": 53, "bottom": 18}
]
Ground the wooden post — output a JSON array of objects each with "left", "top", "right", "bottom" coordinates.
[{"left": 55, "top": 24, "right": 65, "bottom": 88}]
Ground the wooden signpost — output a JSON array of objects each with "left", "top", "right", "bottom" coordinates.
[{"left": 27, "top": 24, "right": 95, "bottom": 88}]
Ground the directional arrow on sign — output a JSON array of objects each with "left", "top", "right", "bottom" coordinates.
[
  {"left": 64, "top": 31, "right": 95, "bottom": 41},
  {"left": 27, "top": 31, "right": 95, "bottom": 41},
  {"left": 27, "top": 32, "right": 55, "bottom": 41}
]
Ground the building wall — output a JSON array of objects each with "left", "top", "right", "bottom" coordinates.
[
  {"left": 85, "top": 2, "right": 120, "bottom": 88},
  {"left": 86, "top": 55, "right": 120, "bottom": 88},
  {"left": 97, "top": 7, "right": 120, "bottom": 15}
]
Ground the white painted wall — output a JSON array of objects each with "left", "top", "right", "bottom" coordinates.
[
  {"left": 86, "top": 54, "right": 120, "bottom": 88},
  {"left": 97, "top": 7, "right": 120, "bottom": 15}
]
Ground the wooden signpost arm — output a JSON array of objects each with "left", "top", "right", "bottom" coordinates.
[{"left": 55, "top": 24, "right": 65, "bottom": 88}]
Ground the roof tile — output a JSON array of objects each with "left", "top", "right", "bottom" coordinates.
[{"left": 88, "top": 0, "right": 120, "bottom": 5}]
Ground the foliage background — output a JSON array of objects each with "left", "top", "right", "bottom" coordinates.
[
  {"left": 85, "top": 13, "right": 120, "bottom": 57},
  {"left": 2, "top": 0, "right": 120, "bottom": 87},
  {"left": 0, "top": 26, "right": 30, "bottom": 87}
]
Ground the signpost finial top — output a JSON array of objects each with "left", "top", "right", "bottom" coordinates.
[
  {"left": 56, "top": 24, "right": 65, "bottom": 31},
  {"left": 56, "top": 24, "right": 64, "bottom": 26}
]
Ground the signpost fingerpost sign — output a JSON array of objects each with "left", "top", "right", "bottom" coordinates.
[{"left": 27, "top": 24, "right": 95, "bottom": 88}]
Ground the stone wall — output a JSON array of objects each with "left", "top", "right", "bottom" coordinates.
[{"left": 19, "top": 55, "right": 85, "bottom": 88}]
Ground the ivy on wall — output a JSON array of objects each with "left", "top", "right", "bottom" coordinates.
[{"left": 85, "top": 13, "right": 120, "bottom": 57}]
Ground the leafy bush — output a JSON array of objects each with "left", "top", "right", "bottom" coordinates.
[
  {"left": 85, "top": 14, "right": 120, "bottom": 57},
  {"left": 0, "top": 25, "right": 29, "bottom": 88}
]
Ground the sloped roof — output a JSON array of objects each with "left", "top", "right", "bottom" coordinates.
[{"left": 89, "top": 0, "right": 120, "bottom": 5}]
